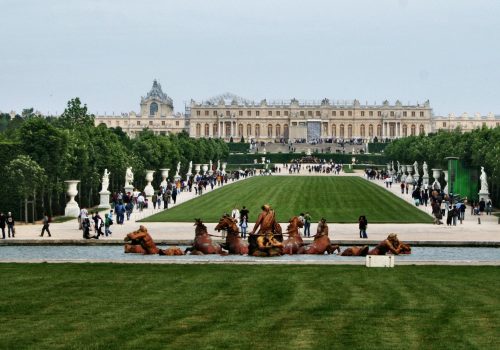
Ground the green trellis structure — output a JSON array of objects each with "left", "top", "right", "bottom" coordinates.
[{"left": 446, "top": 157, "right": 479, "bottom": 201}]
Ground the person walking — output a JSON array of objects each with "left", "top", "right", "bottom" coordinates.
[
  {"left": 0, "top": 212, "right": 6, "bottom": 239},
  {"left": 104, "top": 213, "right": 112, "bottom": 236},
  {"left": 240, "top": 206, "right": 249, "bottom": 221},
  {"left": 358, "top": 215, "right": 368, "bottom": 238},
  {"left": 6, "top": 212, "right": 15, "bottom": 238},
  {"left": 303, "top": 212, "right": 312, "bottom": 237},
  {"left": 171, "top": 188, "right": 177, "bottom": 204},
  {"left": 39, "top": 212, "right": 51, "bottom": 237},
  {"left": 240, "top": 216, "right": 248, "bottom": 239}
]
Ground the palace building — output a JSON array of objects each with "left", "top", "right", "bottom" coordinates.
[
  {"left": 95, "top": 80, "right": 186, "bottom": 137},
  {"left": 94, "top": 81, "right": 499, "bottom": 140}
]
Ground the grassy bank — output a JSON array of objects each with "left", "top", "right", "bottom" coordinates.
[
  {"left": 0, "top": 264, "right": 498, "bottom": 349},
  {"left": 144, "top": 176, "right": 432, "bottom": 223}
]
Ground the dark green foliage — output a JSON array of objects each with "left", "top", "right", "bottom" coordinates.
[
  {"left": 0, "top": 99, "right": 229, "bottom": 218},
  {"left": 367, "top": 142, "right": 390, "bottom": 153},
  {"left": 228, "top": 142, "right": 250, "bottom": 153},
  {"left": 0, "top": 264, "right": 498, "bottom": 350}
]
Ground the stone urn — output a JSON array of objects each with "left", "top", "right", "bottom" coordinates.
[
  {"left": 431, "top": 169, "right": 442, "bottom": 190},
  {"left": 405, "top": 165, "right": 414, "bottom": 184},
  {"left": 221, "top": 162, "right": 227, "bottom": 175},
  {"left": 202, "top": 164, "right": 208, "bottom": 175},
  {"left": 144, "top": 170, "right": 155, "bottom": 204},
  {"left": 64, "top": 180, "right": 81, "bottom": 217},
  {"left": 160, "top": 168, "right": 170, "bottom": 189},
  {"left": 194, "top": 164, "right": 201, "bottom": 177},
  {"left": 261, "top": 157, "right": 266, "bottom": 164}
]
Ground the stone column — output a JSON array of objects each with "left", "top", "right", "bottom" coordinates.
[{"left": 64, "top": 180, "right": 81, "bottom": 217}]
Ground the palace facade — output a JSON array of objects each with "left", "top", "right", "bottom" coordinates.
[
  {"left": 93, "top": 81, "right": 499, "bottom": 140},
  {"left": 95, "top": 80, "right": 186, "bottom": 137}
]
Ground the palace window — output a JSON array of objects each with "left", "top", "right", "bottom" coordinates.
[
  {"left": 339, "top": 124, "right": 344, "bottom": 138},
  {"left": 226, "top": 110, "right": 230, "bottom": 117},
  {"left": 348, "top": 124, "right": 353, "bottom": 138},
  {"left": 162, "top": 121, "right": 165, "bottom": 125},
  {"left": 247, "top": 124, "right": 252, "bottom": 137},
  {"left": 149, "top": 102, "right": 158, "bottom": 116},
  {"left": 348, "top": 111, "right": 352, "bottom": 117},
  {"left": 443, "top": 122, "right": 447, "bottom": 127},
  {"left": 340, "top": 111, "right": 344, "bottom": 116},
  {"left": 316, "top": 111, "right": 320, "bottom": 117},
  {"left": 255, "top": 124, "right": 260, "bottom": 137},
  {"left": 420, "top": 111, "right": 424, "bottom": 117},
  {"left": 205, "top": 123, "right": 209, "bottom": 136},
  {"left": 137, "top": 121, "right": 141, "bottom": 125},
  {"left": 332, "top": 111, "right": 336, "bottom": 116},
  {"left": 361, "top": 111, "right": 365, "bottom": 117},
  {"left": 332, "top": 124, "right": 336, "bottom": 137},
  {"left": 238, "top": 124, "right": 243, "bottom": 137},
  {"left": 360, "top": 124, "right": 365, "bottom": 137},
  {"left": 411, "top": 111, "right": 416, "bottom": 117},
  {"left": 284, "top": 111, "right": 289, "bottom": 116},
  {"left": 247, "top": 111, "right": 251, "bottom": 116},
  {"left": 411, "top": 124, "right": 416, "bottom": 135},
  {"left": 205, "top": 110, "right": 209, "bottom": 116},
  {"left": 213, "top": 111, "right": 218, "bottom": 116},
  {"left": 276, "top": 124, "right": 281, "bottom": 137},
  {"left": 403, "top": 111, "right": 407, "bottom": 117},
  {"left": 268, "top": 111, "right": 272, "bottom": 116},
  {"left": 390, "top": 111, "right": 395, "bottom": 117},
  {"left": 267, "top": 124, "right": 273, "bottom": 137},
  {"left": 283, "top": 124, "right": 289, "bottom": 137},
  {"left": 377, "top": 124, "right": 382, "bottom": 137},
  {"left": 368, "top": 124, "right": 373, "bottom": 137},
  {"left": 419, "top": 124, "right": 425, "bottom": 135},
  {"left": 196, "top": 123, "right": 201, "bottom": 137},
  {"left": 213, "top": 123, "right": 218, "bottom": 135},
  {"left": 176, "top": 121, "right": 179, "bottom": 126},
  {"left": 292, "top": 122, "right": 297, "bottom": 126},
  {"left": 369, "top": 111, "right": 373, "bottom": 117},
  {"left": 277, "top": 111, "right": 281, "bottom": 116},
  {"left": 149, "top": 121, "right": 153, "bottom": 126},
  {"left": 239, "top": 111, "right": 243, "bottom": 116},
  {"left": 403, "top": 124, "right": 408, "bottom": 137},
  {"left": 300, "top": 111, "right": 305, "bottom": 116},
  {"left": 308, "top": 111, "right": 313, "bottom": 117},
  {"left": 256, "top": 111, "right": 260, "bottom": 117},
  {"left": 377, "top": 111, "right": 381, "bottom": 117},
  {"left": 196, "top": 111, "right": 201, "bottom": 116}
]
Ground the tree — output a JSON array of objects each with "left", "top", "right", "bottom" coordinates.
[
  {"left": 58, "top": 98, "right": 95, "bottom": 130},
  {"left": 4, "top": 155, "right": 47, "bottom": 222}
]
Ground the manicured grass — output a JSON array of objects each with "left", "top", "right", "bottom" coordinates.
[
  {"left": 144, "top": 176, "right": 433, "bottom": 223},
  {"left": 0, "top": 264, "right": 498, "bottom": 350}
]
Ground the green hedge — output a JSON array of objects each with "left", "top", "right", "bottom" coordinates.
[
  {"left": 368, "top": 142, "right": 390, "bottom": 153},
  {"left": 226, "top": 153, "right": 389, "bottom": 165},
  {"left": 228, "top": 142, "right": 250, "bottom": 153}
]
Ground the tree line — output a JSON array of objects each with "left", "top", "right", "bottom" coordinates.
[
  {"left": 384, "top": 127, "right": 500, "bottom": 205},
  {"left": 0, "top": 98, "right": 229, "bottom": 221}
]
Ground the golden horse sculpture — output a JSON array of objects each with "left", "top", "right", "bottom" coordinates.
[
  {"left": 282, "top": 216, "right": 304, "bottom": 254},
  {"left": 185, "top": 219, "right": 224, "bottom": 255},
  {"left": 298, "top": 218, "right": 340, "bottom": 254},
  {"left": 214, "top": 215, "right": 249, "bottom": 255},
  {"left": 124, "top": 225, "right": 183, "bottom": 255},
  {"left": 368, "top": 233, "right": 411, "bottom": 255}
]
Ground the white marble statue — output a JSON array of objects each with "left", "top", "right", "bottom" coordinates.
[
  {"left": 480, "top": 166, "right": 488, "bottom": 192},
  {"left": 101, "top": 169, "right": 110, "bottom": 192},
  {"left": 423, "top": 161, "right": 429, "bottom": 178},
  {"left": 397, "top": 161, "right": 401, "bottom": 174},
  {"left": 413, "top": 161, "right": 419, "bottom": 176},
  {"left": 176, "top": 162, "right": 181, "bottom": 176},
  {"left": 217, "top": 160, "right": 220, "bottom": 172},
  {"left": 125, "top": 167, "right": 134, "bottom": 187}
]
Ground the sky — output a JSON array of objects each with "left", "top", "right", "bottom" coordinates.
[{"left": 1, "top": 0, "right": 499, "bottom": 117}]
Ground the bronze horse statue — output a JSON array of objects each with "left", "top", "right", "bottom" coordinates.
[
  {"left": 214, "top": 215, "right": 249, "bottom": 255},
  {"left": 368, "top": 233, "right": 411, "bottom": 255},
  {"left": 185, "top": 218, "right": 224, "bottom": 255},
  {"left": 298, "top": 218, "right": 340, "bottom": 254},
  {"left": 124, "top": 225, "right": 183, "bottom": 255},
  {"left": 282, "top": 216, "right": 304, "bottom": 254}
]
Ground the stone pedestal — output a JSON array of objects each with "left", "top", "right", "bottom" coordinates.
[
  {"left": 124, "top": 185, "right": 134, "bottom": 195},
  {"left": 64, "top": 180, "right": 81, "bottom": 217},
  {"left": 98, "top": 191, "right": 111, "bottom": 209},
  {"left": 144, "top": 170, "right": 155, "bottom": 204},
  {"left": 478, "top": 191, "right": 491, "bottom": 203}
]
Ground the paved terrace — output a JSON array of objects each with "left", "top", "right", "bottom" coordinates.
[{"left": 2, "top": 166, "right": 498, "bottom": 246}]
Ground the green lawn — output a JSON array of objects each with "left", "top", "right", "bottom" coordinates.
[
  {"left": 144, "top": 176, "right": 433, "bottom": 223},
  {"left": 0, "top": 264, "right": 498, "bottom": 350}
]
